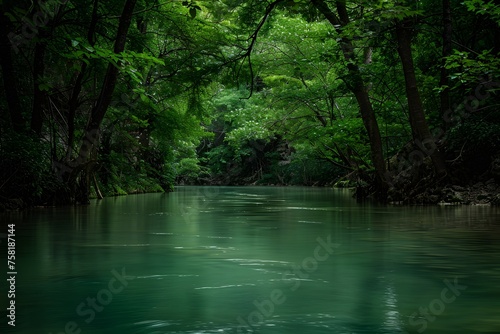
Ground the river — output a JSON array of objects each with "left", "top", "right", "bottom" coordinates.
[{"left": 1, "top": 186, "right": 499, "bottom": 333}]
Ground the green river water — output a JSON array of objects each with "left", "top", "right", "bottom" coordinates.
[{"left": 1, "top": 186, "right": 500, "bottom": 334}]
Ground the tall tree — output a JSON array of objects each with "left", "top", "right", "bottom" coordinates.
[
  {"left": 79, "top": 0, "right": 138, "bottom": 157},
  {"left": 310, "top": 0, "right": 389, "bottom": 197},
  {"left": 395, "top": 17, "right": 447, "bottom": 176},
  {"left": 439, "top": 0, "right": 452, "bottom": 129},
  {"left": 0, "top": 2, "right": 25, "bottom": 133},
  {"left": 31, "top": 39, "right": 47, "bottom": 136},
  {"left": 60, "top": 0, "right": 138, "bottom": 203}
]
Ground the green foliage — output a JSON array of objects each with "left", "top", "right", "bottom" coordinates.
[
  {"left": 2, "top": 0, "right": 500, "bottom": 206},
  {"left": 176, "top": 158, "right": 205, "bottom": 180},
  {"left": 447, "top": 114, "right": 500, "bottom": 153},
  {"left": 97, "top": 145, "right": 174, "bottom": 196},
  {"left": 463, "top": 0, "right": 500, "bottom": 24},
  {"left": 281, "top": 147, "right": 344, "bottom": 185},
  {"left": 0, "top": 132, "right": 57, "bottom": 205},
  {"left": 445, "top": 50, "right": 500, "bottom": 87}
]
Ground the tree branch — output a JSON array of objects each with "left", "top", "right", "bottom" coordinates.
[{"left": 239, "top": 0, "right": 286, "bottom": 99}]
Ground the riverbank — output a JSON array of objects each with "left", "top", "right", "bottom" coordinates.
[
  {"left": 386, "top": 181, "right": 500, "bottom": 206},
  {"left": 2, "top": 177, "right": 499, "bottom": 212}
]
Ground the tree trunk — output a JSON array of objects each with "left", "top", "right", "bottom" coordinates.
[
  {"left": 64, "top": 0, "right": 138, "bottom": 203},
  {"left": 31, "top": 42, "right": 46, "bottom": 136},
  {"left": 439, "top": 0, "right": 452, "bottom": 130},
  {"left": 82, "top": 0, "right": 137, "bottom": 144},
  {"left": 396, "top": 19, "right": 447, "bottom": 176},
  {"left": 0, "top": 8, "right": 25, "bottom": 133},
  {"left": 66, "top": 0, "right": 100, "bottom": 161},
  {"left": 310, "top": 0, "right": 389, "bottom": 198}
]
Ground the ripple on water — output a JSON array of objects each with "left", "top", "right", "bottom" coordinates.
[
  {"left": 135, "top": 274, "right": 199, "bottom": 279},
  {"left": 132, "top": 319, "right": 179, "bottom": 332},
  {"left": 285, "top": 206, "right": 343, "bottom": 211},
  {"left": 174, "top": 246, "right": 236, "bottom": 251},
  {"left": 148, "top": 233, "right": 233, "bottom": 240},
  {"left": 225, "top": 258, "right": 291, "bottom": 266},
  {"left": 81, "top": 243, "right": 151, "bottom": 247},
  {"left": 133, "top": 319, "right": 234, "bottom": 334},
  {"left": 298, "top": 220, "right": 324, "bottom": 224},
  {"left": 194, "top": 283, "right": 257, "bottom": 290},
  {"left": 246, "top": 313, "right": 348, "bottom": 333}
]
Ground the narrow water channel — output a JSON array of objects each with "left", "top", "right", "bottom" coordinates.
[{"left": 2, "top": 186, "right": 499, "bottom": 333}]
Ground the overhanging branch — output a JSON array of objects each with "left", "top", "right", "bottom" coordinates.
[{"left": 238, "top": 0, "right": 286, "bottom": 99}]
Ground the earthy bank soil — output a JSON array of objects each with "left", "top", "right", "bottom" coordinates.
[
  {"left": 384, "top": 154, "right": 500, "bottom": 206},
  {"left": 390, "top": 179, "right": 500, "bottom": 206}
]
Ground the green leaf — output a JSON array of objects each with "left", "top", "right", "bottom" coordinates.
[{"left": 38, "top": 83, "right": 51, "bottom": 91}]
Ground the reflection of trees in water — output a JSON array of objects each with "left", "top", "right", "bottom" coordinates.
[{"left": 347, "top": 221, "right": 405, "bottom": 333}]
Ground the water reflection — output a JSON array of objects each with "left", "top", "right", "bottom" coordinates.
[{"left": 1, "top": 186, "right": 499, "bottom": 334}]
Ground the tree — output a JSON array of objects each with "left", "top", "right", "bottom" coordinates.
[
  {"left": 0, "top": 0, "right": 239, "bottom": 206},
  {"left": 0, "top": 1, "right": 25, "bottom": 132},
  {"left": 2, "top": 0, "right": 500, "bottom": 208},
  {"left": 439, "top": 0, "right": 452, "bottom": 129},
  {"left": 57, "top": 0, "right": 138, "bottom": 203},
  {"left": 395, "top": 16, "right": 447, "bottom": 176},
  {"left": 310, "top": 0, "right": 389, "bottom": 198}
]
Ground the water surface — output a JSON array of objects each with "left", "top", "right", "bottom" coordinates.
[{"left": 1, "top": 186, "right": 500, "bottom": 333}]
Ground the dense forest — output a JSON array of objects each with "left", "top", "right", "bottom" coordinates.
[{"left": 1, "top": 0, "right": 500, "bottom": 209}]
